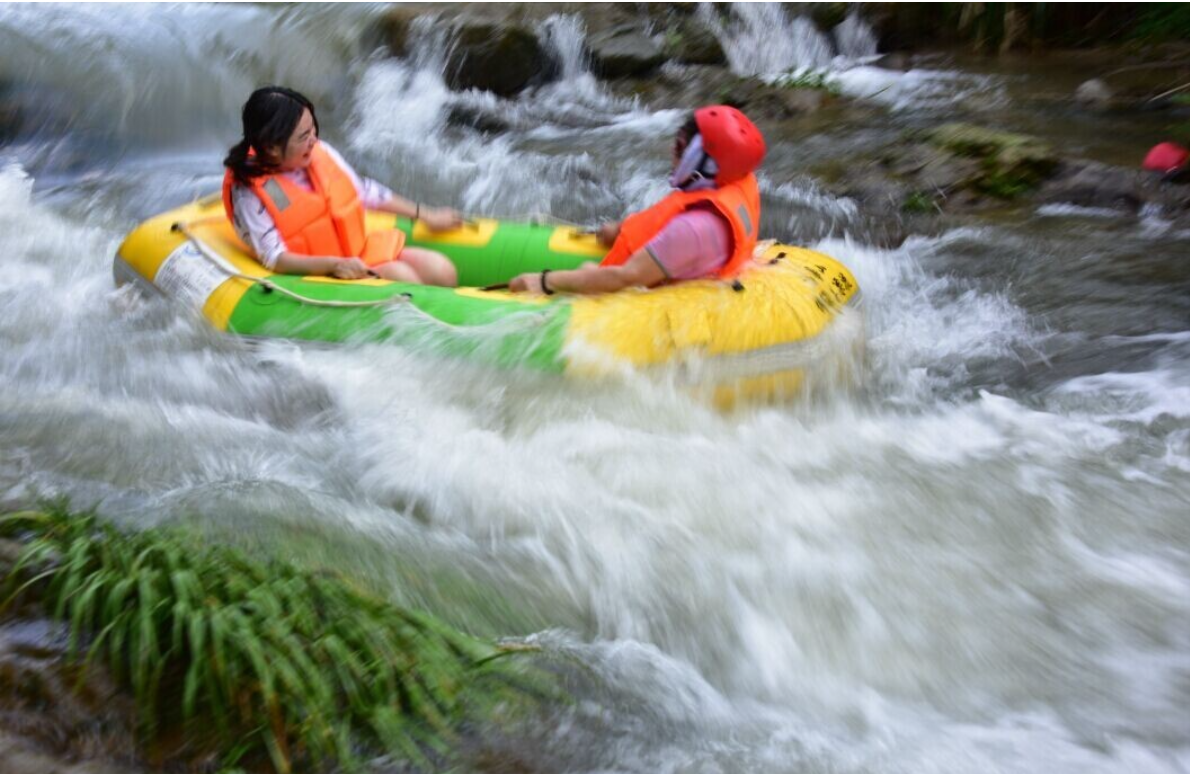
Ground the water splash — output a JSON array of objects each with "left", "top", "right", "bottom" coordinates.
[
  {"left": 832, "top": 12, "right": 879, "bottom": 62},
  {"left": 0, "top": 7, "right": 1188, "bottom": 774},
  {"left": 539, "top": 13, "right": 591, "bottom": 83},
  {"left": 0, "top": 4, "right": 374, "bottom": 149},
  {"left": 703, "top": 3, "right": 834, "bottom": 76}
]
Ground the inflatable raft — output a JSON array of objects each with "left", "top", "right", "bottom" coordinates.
[{"left": 115, "top": 195, "right": 862, "bottom": 406}]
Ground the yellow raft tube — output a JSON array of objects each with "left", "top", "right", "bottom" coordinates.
[{"left": 115, "top": 196, "right": 863, "bottom": 408}]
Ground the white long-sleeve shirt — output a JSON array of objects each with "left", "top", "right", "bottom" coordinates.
[{"left": 229, "top": 142, "right": 394, "bottom": 270}]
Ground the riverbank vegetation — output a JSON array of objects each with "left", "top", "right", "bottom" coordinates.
[{"left": 0, "top": 505, "right": 551, "bottom": 773}]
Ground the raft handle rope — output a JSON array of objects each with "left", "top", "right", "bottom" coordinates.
[{"left": 170, "top": 220, "right": 413, "bottom": 310}]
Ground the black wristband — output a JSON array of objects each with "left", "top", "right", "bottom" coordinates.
[{"left": 540, "top": 269, "right": 555, "bottom": 295}]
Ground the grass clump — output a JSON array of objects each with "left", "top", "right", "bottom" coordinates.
[
  {"left": 902, "top": 191, "right": 940, "bottom": 214},
  {"left": 0, "top": 505, "right": 551, "bottom": 773},
  {"left": 775, "top": 70, "right": 842, "bottom": 96}
]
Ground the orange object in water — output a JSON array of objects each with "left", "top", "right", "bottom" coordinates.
[
  {"left": 222, "top": 142, "right": 404, "bottom": 266},
  {"left": 1142, "top": 142, "right": 1189, "bottom": 174},
  {"left": 601, "top": 174, "right": 762, "bottom": 280}
]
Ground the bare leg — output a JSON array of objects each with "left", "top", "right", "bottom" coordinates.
[
  {"left": 398, "top": 247, "right": 459, "bottom": 288},
  {"left": 372, "top": 260, "right": 423, "bottom": 284}
]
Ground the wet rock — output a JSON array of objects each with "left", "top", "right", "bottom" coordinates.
[
  {"left": 622, "top": 65, "right": 834, "bottom": 120},
  {"left": 660, "top": 19, "right": 726, "bottom": 66},
  {"left": 1075, "top": 78, "right": 1114, "bottom": 109},
  {"left": 0, "top": 617, "right": 138, "bottom": 769},
  {"left": 374, "top": 6, "right": 422, "bottom": 59},
  {"left": 885, "top": 142, "right": 983, "bottom": 193},
  {"left": 809, "top": 2, "right": 852, "bottom": 32},
  {"left": 0, "top": 102, "right": 20, "bottom": 143},
  {"left": 447, "top": 104, "right": 511, "bottom": 135},
  {"left": 588, "top": 25, "right": 667, "bottom": 79},
  {"left": 0, "top": 732, "right": 139, "bottom": 774},
  {"left": 446, "top": 22, "right": 550, "bottom": 97},
  {"left": 629, "top": 63, "right": 740, "bottom": 108},
  {"left": 0, "top": 81, "right": 26, "bottom": 143},
  {"left": 734, "top": 81, "right": 830, "bottom": 119},
  {"left": 1033, "top": 159, "right": 1190, "bottom": 216},
  {"left": 863, "top": 2, "right": 944, "bottom": 52},
  {"left": 817, "top": 124, "right": 1066, "bottom": 218},
  {"left": 874, "top": 52, "right": 911, "bottom": 71}
]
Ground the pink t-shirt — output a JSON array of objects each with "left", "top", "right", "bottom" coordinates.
[{"left": 643, "top": 207, "right": 732, "bottom": 281}]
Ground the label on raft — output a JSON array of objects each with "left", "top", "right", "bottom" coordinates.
[{"left": 154, "top": 241, "right": 228, "bottom": 310}]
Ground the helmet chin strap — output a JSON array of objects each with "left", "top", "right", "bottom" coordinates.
[{"left": 670, "top": 134, "right": 719, "bottom": 191}]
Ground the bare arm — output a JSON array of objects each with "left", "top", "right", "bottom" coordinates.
[
  {"left": 508, "top": 247, "right": 665, "bottom": 295},
  {"left": 374, "top": 194, "right": 462, "bottom": 231},
  {"left": 272, "top": 252, "right": 372, "bottom": 279}
]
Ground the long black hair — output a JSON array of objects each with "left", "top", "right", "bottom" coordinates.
[{"left": 223, "top": 86, "right": 319, "bottom": 185}]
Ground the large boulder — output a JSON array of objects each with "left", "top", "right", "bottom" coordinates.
[
  {"left": 588, "top": 25, "right": 667, "bottom": 79},
  {"left": 660, "top": 19, "right": 726, "bottom": 66},
  {"left": 445, "top": 22, "right": 550, "bottom": 97}
]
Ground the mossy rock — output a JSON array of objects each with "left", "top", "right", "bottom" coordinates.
[
  {"left": 926, "top": 123, "right": 1059, "bottom": 199},
  {"left": 446, "top": 22, "right": 549, "bottom": 97}
]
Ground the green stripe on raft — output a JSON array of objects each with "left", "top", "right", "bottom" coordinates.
[{"left": 227, "top": 277, "right": 573, "bottom": 372}]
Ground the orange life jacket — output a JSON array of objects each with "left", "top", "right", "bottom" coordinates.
[
  {"left": 222, "top": 142, "right": 404, "bottom": 267},
  {"left": 600, "top": 174, "right": 761, "bottom": 279}
]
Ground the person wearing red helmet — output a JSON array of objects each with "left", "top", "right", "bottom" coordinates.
[{"left": 509, "top": 106, "right": 766, "bottom": 295}]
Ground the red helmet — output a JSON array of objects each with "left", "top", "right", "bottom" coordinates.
[
  {"left": 695, "top": 105, "right": 766, "bottom": 184},
  {"left": 1142, "top": 142, "right": 1189, "bottom": 173}
]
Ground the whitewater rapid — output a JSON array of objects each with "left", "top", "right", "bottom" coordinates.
[{"left": 1, "top": 4, "right": 1188, "bottom": 773}]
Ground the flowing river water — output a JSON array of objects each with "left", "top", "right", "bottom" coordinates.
[{"left": 1, "top": 4, "right": 1188, "bottom": 773}]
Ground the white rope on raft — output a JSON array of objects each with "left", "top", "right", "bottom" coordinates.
[
  {"left": 463, "top": 210, "right": 594, "bottom": 231},
  {"left": 171, "top": 220, "right": 413, "bottom": 309}
]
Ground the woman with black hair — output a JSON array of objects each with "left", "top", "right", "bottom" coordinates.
[{"left": 223, "top": 86, "right": 460, "bottom": 286}]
